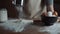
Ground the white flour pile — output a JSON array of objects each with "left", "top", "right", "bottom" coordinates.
[
  {"left": 38, "top": 23, "right": 60, "bottom": 34},
  {"left": 0, "top": 19, "right": 33, "bottom": 32},
  {"left": 0, "top": 19, "right": 60, "bottom": 34},
  {"left": 23, "top": 22, "right": 60, "bottom": 34}
]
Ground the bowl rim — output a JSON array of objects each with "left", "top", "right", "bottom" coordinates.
[{"left": 41, "top": 15, "right": 58, "bottom": 18}]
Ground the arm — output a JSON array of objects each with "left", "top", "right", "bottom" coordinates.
[{"left": 46, "top": 0, "right": 54, "bottom": 12}]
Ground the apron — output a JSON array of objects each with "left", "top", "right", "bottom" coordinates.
[{"left": 23, "top": 0, "right": 53, "bottom": 19}]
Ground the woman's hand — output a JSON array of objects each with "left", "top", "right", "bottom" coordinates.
[
  {"left": 41, "top": 11, "right": 58, "bottom": 16},
  {"left": 41, "top": 12, "right": 48, "bottom": 16},
  {"left": 53, "top": 11, "right": 58, "bottom": 16}
]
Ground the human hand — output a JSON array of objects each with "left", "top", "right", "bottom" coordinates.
[{"left": 41, "top": 11, "right": 58, "bottom": 16}]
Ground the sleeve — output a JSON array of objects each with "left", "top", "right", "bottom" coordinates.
[{"left": 46, "top": 0, "right": 54, "bottom": 5}]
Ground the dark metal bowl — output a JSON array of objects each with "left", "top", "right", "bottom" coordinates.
[{"left": 41, "top": 16, "right": 58, "bottom": 26}]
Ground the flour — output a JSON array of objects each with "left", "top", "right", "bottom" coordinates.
[
  {"left": 0, "top": 19, "right": 60, "bottom": 34},
  {"left": 39, "top": 23, "right": 60, "bottom": 34},
  {"left": 0, "top": 19, "right": 33, "bottom": 32}
]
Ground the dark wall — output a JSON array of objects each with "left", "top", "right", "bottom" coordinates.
[
  {"left": 54, "top": 0, "right": 60, "bottom": 4},
  {"left": 54, "top": 0, "right": 60, "bottom": 16},
  {"left": 0, "top": 0, "right": 18, "bottom": 19}
]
